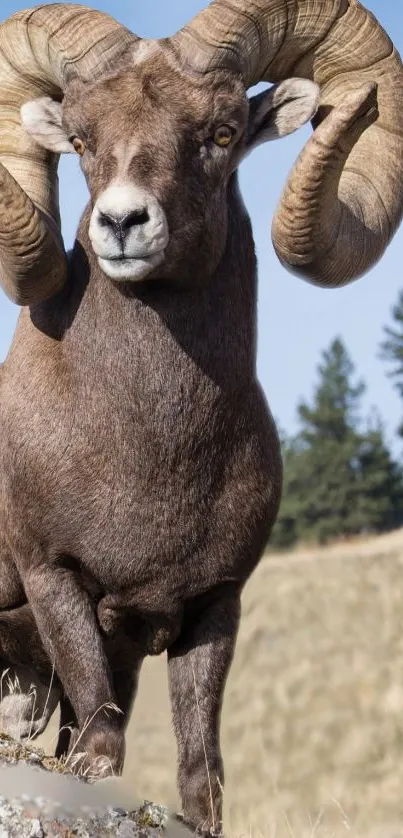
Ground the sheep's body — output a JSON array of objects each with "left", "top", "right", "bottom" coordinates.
[
  {"left": 0, "top": 187, "right": 281, "bottom": 818},
  {"left": 1, "top": 193, "right": 280, "bottom": 618}
]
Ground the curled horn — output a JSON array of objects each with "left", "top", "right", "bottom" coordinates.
[
  {"left": 173, "top": 0, "right": 403, "bottom": 288},
  {"left": 0, "top": 4, "right": 137, "bottom": 305}
]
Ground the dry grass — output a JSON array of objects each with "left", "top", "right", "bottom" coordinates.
[{"left": 38, "top": 528, "right": 403, "bottom": 837}]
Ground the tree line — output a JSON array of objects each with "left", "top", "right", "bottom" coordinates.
[{"left": 270, "top": 289, "right": 403, "bottom": 549}]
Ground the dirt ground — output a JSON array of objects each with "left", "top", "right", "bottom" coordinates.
[{"left": 38, "top": 529, "right": 403, "bottom": 837}]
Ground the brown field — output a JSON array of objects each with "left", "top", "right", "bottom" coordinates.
[{"left": 39, "top": 529, "right": 403, "bottom": 837}]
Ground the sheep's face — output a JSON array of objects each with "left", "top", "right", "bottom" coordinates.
[{"left": 21, "top": 46, "right": 319, "bottom": 286}]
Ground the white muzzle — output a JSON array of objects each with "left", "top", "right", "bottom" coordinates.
[{"left": 89, "top": 183, "right": 169, "bottom": 282}]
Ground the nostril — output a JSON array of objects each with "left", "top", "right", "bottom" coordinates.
[
  {"left": 99, "top": 212, "right": 120, "bottom": 233},
  {"left": 121, "top": 209, "right": 149, "bottom": 230},
  {"left": 98, "top": 209, "right": 150, "bottom": 242}
]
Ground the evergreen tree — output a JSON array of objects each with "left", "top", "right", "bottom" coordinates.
[
  {"left": 354, "top": 412, "right": 403, "bottom": 534},
  {"left": 298, "top": 338, "right": 365, "bottom": 445},
  {"left": 270, "top": 338, "right": 403, "bottom": 548},
  {"left": 380, "top": 288, "right": 403, "bottom": 399},
  {"left": 269, "top": 433, "right": 301, "bottom": 548},
  {"left": 380, "top": 289, "right": 403, "bottom": 436}
]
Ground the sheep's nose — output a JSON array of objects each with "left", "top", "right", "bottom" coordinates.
[{"left": 99, "top": 208, "right": 150, "bottom": 241}]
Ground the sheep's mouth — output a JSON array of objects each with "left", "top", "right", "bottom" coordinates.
[{"left": 97, "top": 251, "right": 165, "bottom": 282}]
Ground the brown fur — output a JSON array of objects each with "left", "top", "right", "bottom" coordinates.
[{"left": 0, "top": 50, "right": 290, "bottom": 833}]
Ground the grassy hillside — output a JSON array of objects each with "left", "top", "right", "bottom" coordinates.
[{"left": 41, "top": 530, "right": 403, "bottom": 837}]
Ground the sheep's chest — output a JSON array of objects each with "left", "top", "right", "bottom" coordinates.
[
  {"left": 1, "top": 306, "right": 279, "bottom": 648},
  {"left": 21, "top": 378, "right": 277, "bottom": 648}
]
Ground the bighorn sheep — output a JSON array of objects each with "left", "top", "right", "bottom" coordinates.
[{"left": 0, "top": 1, "right": 402, "bottom": 833}]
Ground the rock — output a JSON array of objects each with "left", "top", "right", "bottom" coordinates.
[
  {"left": 28, "top": 820, "right": 43, "bottom": 838},
  {"left": 117, "top": 822, "right": 139, "bottom": 838},
  {"left": 0, "top": 733, "right": 172, "bottom": 838}
]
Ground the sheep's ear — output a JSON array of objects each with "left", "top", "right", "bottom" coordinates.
[
  {"left": 21, "top": 96, "right": 74, "bottom": 153},
  {"left": 244, "top": 79, "right": 320, "bottom": 156}
]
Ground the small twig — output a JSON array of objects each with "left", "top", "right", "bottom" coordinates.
[
  {"left": 331, "top": 797, "right": 352, "bottom": 831},
  {"left": 27, "top": 684, "right": 38, "bottom": 741},
  {"left": 32, "top": 660, "right": 57, "bottom": 741},
  {"left": 0, "top": 667, "right": 10, "bottom": 707},
  {"left": 282, "top": 811, "right": 296, "bottom": 838},
  {"left": 190, "top": 660, "right": 216, "bottom": 835},
  {"left": 309, "top": 808, "right": 325, "bottom": 837}
]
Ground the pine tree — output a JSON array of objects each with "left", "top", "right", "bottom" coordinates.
[
  {"left": 380, "top": 288, "right": 403, "bottom": 435},
  {"left": 269, "top": 433, "right": 301, "bottom": 548},
  {"left": 354, "top": 411, "right": 403, "bottom": 534},
  {"left": 380, "top": 288, "right": 403, "bottom": 397},
  {"left": 270, "top": 339, "right": 403, "bottom": 548},
  {"left": 298, "top": 338, "right": 365, "bottom": 445}
]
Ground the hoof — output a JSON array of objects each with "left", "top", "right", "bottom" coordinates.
[
  {"left": 175, "top": 811, "right": 224, "bottom": 837},
  {"left": 67, "top": 728, "right": 125, "bottom": 779}
]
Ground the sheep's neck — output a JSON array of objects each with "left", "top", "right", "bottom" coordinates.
[{"left": 63, "top": 199, "right": 258, "bottom": 396}]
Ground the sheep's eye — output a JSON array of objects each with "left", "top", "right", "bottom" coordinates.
[
  {"left": 213, "top": 125, "right": 235, "bottom": 147},
  {"left": 71, "top": 137, "right": 86, "bottom": 156}
]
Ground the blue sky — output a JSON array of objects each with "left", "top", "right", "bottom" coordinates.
[{"left": 0, "top": 1, "right": 402, "bottom": 448}]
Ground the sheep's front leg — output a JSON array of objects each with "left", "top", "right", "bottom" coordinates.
[
  {"left": 168, "top": 584, "right": 241, "bottom": 837},
  {"left": 24, "top": 561, "right": 124, "bottom": 777}
]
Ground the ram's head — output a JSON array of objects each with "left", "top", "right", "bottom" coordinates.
[
  {"left": 21, "top": 60, "right": 319, "bottom": 286},
  {"left": 0, "top": 1, "right": 401, "bottom": 302}
]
